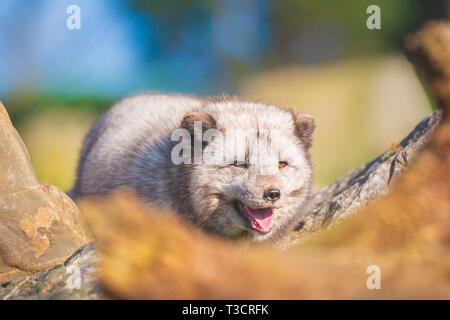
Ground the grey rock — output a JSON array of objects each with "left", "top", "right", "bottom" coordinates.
[{"left": 0, "top": 243, "right": 101, "bottom": 300}]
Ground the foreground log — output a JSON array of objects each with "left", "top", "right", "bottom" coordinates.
[
  {"left": 80, "top": 182, "right": 449, "bottom": 299},
  {"left": 0, "top": 102, "right": 94, "bottom": 284}
]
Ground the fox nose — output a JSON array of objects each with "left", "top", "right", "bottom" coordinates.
[{"left": 263, "top": 188, "right": 280, "bottom": 202}]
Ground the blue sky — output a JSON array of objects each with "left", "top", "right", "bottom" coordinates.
[{"left": 0, "top": 0, "right": 270, "bottom": 98}]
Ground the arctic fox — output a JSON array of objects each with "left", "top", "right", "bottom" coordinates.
[{"left": 73, "top": 93, "right": 315, "bottom": 243}]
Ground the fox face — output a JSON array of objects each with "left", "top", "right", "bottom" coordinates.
[{"left": 177, "top": 100, "right": 315, "bottom": 243}]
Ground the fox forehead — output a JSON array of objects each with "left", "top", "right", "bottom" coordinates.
[
  {"left": 208, "top": 101, "right": 295, "bottom": 131},
  {"left": 203, "top": 101, "right": 300, "bottom": 158}
]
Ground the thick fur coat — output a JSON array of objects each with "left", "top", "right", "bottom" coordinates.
[{"left": 73, "top": 93, "right": 315, "bottom": 243}]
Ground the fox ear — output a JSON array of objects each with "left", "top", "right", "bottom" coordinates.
[
  {"left": 181, "top": 112, "right": 217, "bottom": 139},
  {"left": 292, "top": 112, "right": 315, "bottom": 149}
]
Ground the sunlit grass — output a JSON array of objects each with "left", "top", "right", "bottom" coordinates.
[{"left": 17, "top": 110, "right": 96, "bottom": 192}]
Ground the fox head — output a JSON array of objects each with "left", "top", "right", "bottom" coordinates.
[{"left": 174, "top": 99, "right": 315, "bottom": 243}]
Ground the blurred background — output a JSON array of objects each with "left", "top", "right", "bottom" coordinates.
[{"left": 1, "top": 0, "right": 449, "bottom": 192}]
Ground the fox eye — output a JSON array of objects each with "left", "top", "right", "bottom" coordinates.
[
  {"left": 233, "top": 160, "right": 248, "bottom": 168},
  {"left": 278, "top": 161, "right": 288, "bottom": 168}
]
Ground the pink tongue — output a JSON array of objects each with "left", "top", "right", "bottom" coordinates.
[{"left": 241, "top": 204, "right": 273, "bottom": 233}]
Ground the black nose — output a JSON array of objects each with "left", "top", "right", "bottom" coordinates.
[{"left": 263, "top": 188, "right": 281, "bottom": 201}]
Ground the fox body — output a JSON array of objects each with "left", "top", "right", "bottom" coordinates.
[{"left": 73, "top": 93, "right": 315, "bottom": 243}]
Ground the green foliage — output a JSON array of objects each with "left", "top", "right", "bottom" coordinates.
[
  {"left": 271, "top": 0, "right": 422, "bottom": 56},
  {"left": 5, "top": 92, "right": 113, "bottom": 126}
]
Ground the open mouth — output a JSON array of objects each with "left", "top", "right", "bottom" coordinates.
[{"left": 234, "top": 201, "right": 274, "bottom": 234}]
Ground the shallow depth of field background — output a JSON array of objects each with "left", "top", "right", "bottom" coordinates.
[{"left": 1, "top": 0, "right": 449, "bottom": 192}]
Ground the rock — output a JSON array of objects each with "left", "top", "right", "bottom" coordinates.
[
  {"left": 0, "top": 243, "right": 100, "bottom": 300},
  {"left": 0, "top": 101, "right": 94, "bottom": 284}
]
